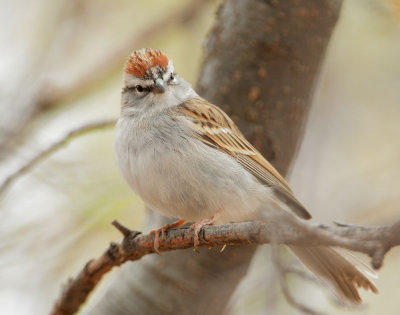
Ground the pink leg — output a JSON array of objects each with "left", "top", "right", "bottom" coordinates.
[
  {"left": 190, "top": 208, "right": 223, "bottom": 249},
  {"left": 149, "top": 219, "right": 187, "bottom": 254}
]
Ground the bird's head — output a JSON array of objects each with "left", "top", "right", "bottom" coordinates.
[{"left": 121, "top": 48, "right": 194, "bottom": 113}]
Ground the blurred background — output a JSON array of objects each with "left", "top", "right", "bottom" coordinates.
[{"left": 0, "top": 0, "right": 399, "bottom": 314}]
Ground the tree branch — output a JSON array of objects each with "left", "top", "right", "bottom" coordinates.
[
  {"left": 50, "top": 217, "right": 400, "bottom": 315},
  {"left": 0, "top": 119, "right": 116, "bottom": 196},
  {"left": 271, "top": 245, "right": 325, "bottom": 315}
]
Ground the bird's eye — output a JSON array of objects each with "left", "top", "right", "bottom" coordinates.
[
  {"left": 136, "top": 85, "right": 144, "bottom": 92},
  {"left": 169, "top": 73, "right": 175, "bottom": 82}
]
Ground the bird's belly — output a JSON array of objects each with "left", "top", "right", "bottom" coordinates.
[{"left": 127, "top": 139, "right": 272, "bottom": 223}]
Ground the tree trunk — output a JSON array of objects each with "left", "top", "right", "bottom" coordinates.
[{"left": 85, "top": 0, "right": 342, "bottom": 314}]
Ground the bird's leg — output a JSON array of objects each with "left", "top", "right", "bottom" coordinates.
[
  {"left": 149, "top": 219, "right": 187, "bottom": 254},
  {"left": 190, "top": 208, "right": 223, "bottom": 250}
]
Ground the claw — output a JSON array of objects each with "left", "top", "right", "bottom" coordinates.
[
  {"left": 149, "top": 219, "right": 187, "bottom": 254},
  {"left": 189, "top": 208, "right": 223, "bottom": 250}
]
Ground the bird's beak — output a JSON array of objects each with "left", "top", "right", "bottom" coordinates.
[{"left": 153, "top": 79, "right": 166, "bottom": 94}]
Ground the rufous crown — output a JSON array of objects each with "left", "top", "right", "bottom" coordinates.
[{"left": 124, "top": 48, "right": 169, "bottom": 79}]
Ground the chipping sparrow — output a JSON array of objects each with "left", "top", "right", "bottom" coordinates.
[{"left": 114, "top": 48, "right": 377, "bottom": 305}]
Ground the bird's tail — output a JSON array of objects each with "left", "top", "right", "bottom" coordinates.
[{"left": 289, "top": 246, "right": 378, "bottom": 305}]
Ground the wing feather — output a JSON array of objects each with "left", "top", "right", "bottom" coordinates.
[{"left": 175, "top": 97, "right": 311, "bottom": 220}]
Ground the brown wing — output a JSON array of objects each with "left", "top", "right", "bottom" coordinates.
[{"left": 175, "top": 97, "right": 311, "bottom": 220}]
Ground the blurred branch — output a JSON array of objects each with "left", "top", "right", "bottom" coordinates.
[
  {"left": 51, "top": 218, "right": 400, "bottom": 315},
  {"left": 0, "top": 119, "right": 115, "bottom": 196},
  {"left": 39, "top": 0, "right": 212, "bottom": 111},
  {"left": 271, "top": 245, "right": 324, "bottom": 315},
  {"left": 0, "top": 0, "right": 78, "bottom": 153}
]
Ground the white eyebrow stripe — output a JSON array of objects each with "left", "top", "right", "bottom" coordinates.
[{"left": 125, "top": 78, "right": 154, "bottom": 89}]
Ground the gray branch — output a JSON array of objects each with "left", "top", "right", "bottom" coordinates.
[
  {"left": 0, "top": 119, "right": 116, "bottom": 195},
  {"left": 50, "top": 217, "right": 399, "bottom": 315}
]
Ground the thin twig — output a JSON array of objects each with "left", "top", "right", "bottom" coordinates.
[
  {"left": 271, "top": 245, "right": 325, "bottom": 315},
  {"left": 50, "top": 218, "right": 400, "bottom": 315},
  {"left": 0, "top": 119, "right": 116, "bottom": 195}
]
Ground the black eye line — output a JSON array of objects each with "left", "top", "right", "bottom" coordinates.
[
  {"left": 136, "top": 85, "right": 152, "bottom": 93},
  {"left": 122, "top": 85, "right": 152, "bottom": 94}
]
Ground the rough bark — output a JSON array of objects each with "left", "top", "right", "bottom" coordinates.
[
  {"left": 52, "top": 218, "right": 399, "bottom": 315},
  {"left": 85, "top": 0, "right": 343, "bottom": 314}
]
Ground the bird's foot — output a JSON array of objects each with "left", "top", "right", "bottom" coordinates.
[
  {"left": 149, "top": 219, "right": 187, "bottom": 254},
  {"left": 189, "top": 208, "right": 223, "bottom": 250}
]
